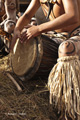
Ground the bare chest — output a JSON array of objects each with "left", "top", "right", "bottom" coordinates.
[{"left": 40, "top": 0, "right": 64, "bottom": 20}]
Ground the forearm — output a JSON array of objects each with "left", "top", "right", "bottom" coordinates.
[
  {"left": 15, "top": 0, "right": 40, "bottom": 32},
  {"left": 38, "top": 13, "right": 79, "bottom": 33},
  {"left": 15, "top": 14, "right": 31, "bottom": 31}
]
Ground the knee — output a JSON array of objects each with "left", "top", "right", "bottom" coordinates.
[{"left": 58, "top": 40, "right": 76, "bottom": 58}]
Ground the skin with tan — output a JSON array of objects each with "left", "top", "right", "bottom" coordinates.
[
  {"left": 10, "top": 1, "right": 80, "bottom": 119},
  {"left": 10, "top": 0, "right": 80, "bottom": 57}
]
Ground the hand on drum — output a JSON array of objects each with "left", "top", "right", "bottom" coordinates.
[
  {"left": 20, "top": 25, "right": 40, "bottom": 43},
  {"left": 10, "top": 25, "right": 40, "bottom": 52}
]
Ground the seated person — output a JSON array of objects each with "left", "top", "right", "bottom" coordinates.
[{"left": 10, "top": 0, "right": 80, "bottom": 119}]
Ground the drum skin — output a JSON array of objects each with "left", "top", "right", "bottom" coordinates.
[
  {"left": 11, "top": 34, "right": 59, "bottom": 81},
  {"left": 11, "top": 36, "right": 43, "bottom": 79}
]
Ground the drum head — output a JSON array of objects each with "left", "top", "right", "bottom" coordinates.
[{"left": 11, "top": 36, "right": 43, "bottom": 78}]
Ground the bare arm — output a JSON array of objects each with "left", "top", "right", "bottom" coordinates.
[
  {"left": 15, "top": 0, "right": 40, "bottom": 31},
  {"left": 10, "top": 0, "right": 40, "bottom": 51},
  {"left": 20, "top": 0, "right": 79, "bottom": 40},
  {"left": 10, "top": 0, "right": 79, "bottom": 50},
  {"left": 38, "top": 0, "right": 79, "bottom": 33}
]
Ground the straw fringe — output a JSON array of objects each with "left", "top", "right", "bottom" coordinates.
[{"left": 48, "top": 55, "right": 80, "bottom": 120}]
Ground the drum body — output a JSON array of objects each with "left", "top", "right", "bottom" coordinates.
[{"left": 11, "top": 35, "right": 59, "bottom": 80}]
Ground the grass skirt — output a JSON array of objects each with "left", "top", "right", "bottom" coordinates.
[{"left": 48, "top": 56, "right": 80, "bottom": 120}]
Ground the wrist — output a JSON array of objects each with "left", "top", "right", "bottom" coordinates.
[{"left": 38, "top": 25, "right": 42, "bottom": 34}]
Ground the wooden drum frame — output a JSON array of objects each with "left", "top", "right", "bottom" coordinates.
[{"left": 11, "top": 34, "right": 59, "bottom": 81}]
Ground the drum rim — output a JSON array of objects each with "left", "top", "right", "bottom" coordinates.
[
  {"left": 11, "top": 36, "right": 43, "bottom": 80},
  {"left": 24, "top": 36, "right": 43, "bottom": 80}
]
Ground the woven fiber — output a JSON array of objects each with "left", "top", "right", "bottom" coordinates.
[{"left": 48, "top": 55, "right": 80, "bottom": 120}]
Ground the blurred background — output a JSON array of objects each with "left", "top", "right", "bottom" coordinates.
[{"left": 18, "top": 0, "right": 31, "bottom": 14}]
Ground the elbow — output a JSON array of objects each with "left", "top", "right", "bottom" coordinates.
[
  {"left": 73, "top": 17, "right": 79, "bottom": 24},
  {"left": 71, "top": 14, "right": 79, "bottom": 24}
]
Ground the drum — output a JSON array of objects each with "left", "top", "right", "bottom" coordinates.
[{"left": 11, "top": 34, "right": 59, "bottom": 80}]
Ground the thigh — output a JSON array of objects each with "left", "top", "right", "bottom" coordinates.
[
  {"left": 58, "top": 35, "right": 80, "bottom": 58},
  {"left": 70, "top": 35, "right": 80, "bottom": 56}
]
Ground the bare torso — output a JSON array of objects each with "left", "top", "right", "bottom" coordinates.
[{"left": 40, "top": 0, "right": 80, "bottom": 33}]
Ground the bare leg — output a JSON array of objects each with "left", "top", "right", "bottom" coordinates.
[
  {"left": 59, "top": 35, "right": 80, "bottom": 58},
  {"left": 48, "top": 36, "right": 80, "bottom": 120}
]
